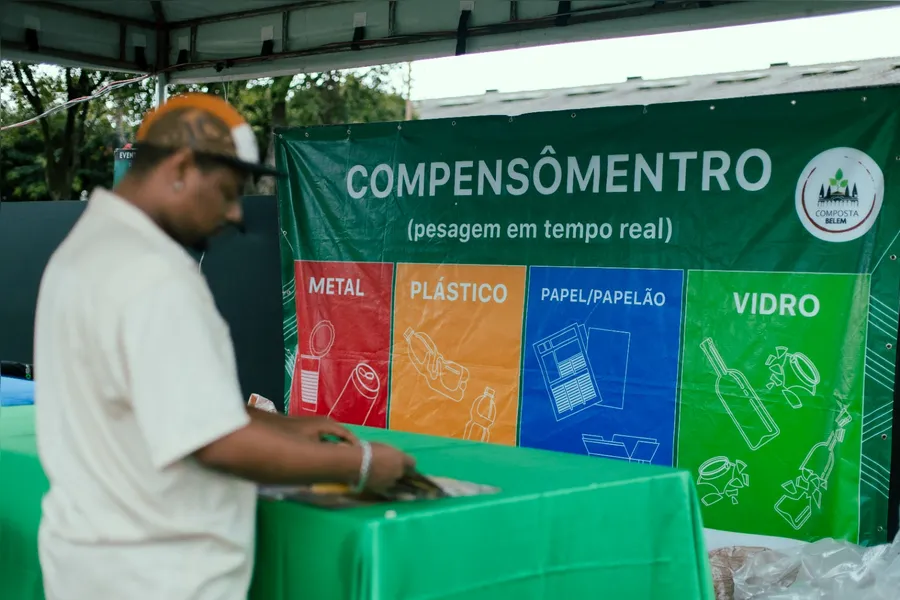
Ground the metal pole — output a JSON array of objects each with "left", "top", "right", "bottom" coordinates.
[{"left": 155, "top": 72, "right": 169, "bottom": 106}]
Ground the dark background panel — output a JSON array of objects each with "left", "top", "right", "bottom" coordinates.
[
  {"left": 0, "top": 201, "right": 85, "bottom": 366},
  {"left": 200, "top": 196, "right": 284, "bottom": 408},
  {"left": 0, "top": 196, "right": 284, "bottom": 410}
]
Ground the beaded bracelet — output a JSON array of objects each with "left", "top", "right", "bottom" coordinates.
[{"left": 353, "top": 440, "right": 372, "bottom": 494}]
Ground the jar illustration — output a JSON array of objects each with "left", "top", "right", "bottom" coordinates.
[
  {"left": 696, "top": 456, "right": 749, "bottom": 507},
  {"left": 765, "top": 346, "right": 821, "bottom": 409}
]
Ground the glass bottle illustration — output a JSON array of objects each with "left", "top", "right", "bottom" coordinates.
[
  {"left": 328, "top": 363, "right": 381, "bottom": 426},
  {"left": 463, "top": 387, "right": 497, "bottom": 442},
  {"left": 289, "top": 320, "right": 335, "bottom": 415},
  {"left": 404, "top": 327, "right": 469, "bottom": 402},
  {"left": 774, "top": 428, "right": 846, "bottom": 530},
  {"left": 700, "top": 338, "right": 780, "bottom": 451}
]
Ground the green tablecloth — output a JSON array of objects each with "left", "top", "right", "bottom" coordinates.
[
  {"left": 1, "top": 406, "right": 713, "bottom": 599},
  {"left": 0, "top": 406, "right": 45, "bottom": 600}
]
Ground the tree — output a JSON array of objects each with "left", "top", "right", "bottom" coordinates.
[
  {"left": 1, "top": 61, "right": 412, "bottom": 202},
  {"left": 1, "top": 64, "right": 147, "bottom": 201},
  {"left": 3, "top": 63, "right": 114, "bottom": 200}
]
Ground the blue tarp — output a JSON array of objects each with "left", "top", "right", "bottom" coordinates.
[{"left": 0, "top": 376, "right": 35, "bottom": 407}]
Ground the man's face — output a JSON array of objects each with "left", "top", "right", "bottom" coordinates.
[{"left": 169, "top": 158, "right": 246, "bottom": 252}]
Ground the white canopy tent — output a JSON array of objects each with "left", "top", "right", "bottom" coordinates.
[{"left": 2, "top": 0, "right": 892, "bottom": 87}]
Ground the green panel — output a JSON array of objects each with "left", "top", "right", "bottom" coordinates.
[
  {"left": 276, "top": 86, "right": 900, "bottom": 545},
  {"left": 678, "top": 271, "right": 868, "bottom": 541}
]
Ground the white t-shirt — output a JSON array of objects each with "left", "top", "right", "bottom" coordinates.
[{"left": 33, "top": 188, "right": 257, "bottom": 600}]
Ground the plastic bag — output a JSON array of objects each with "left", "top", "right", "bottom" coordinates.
[
  {"left": 732, "top": 531, "right": 900, "bottom": 599},
  {"left": 710, "top": 546, "right": 770, "bottom": 600}
]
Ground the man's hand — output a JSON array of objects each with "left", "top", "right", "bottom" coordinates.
[
  {"left": 364, "top": 442, "right": 416, "bottom": 494},
  {"left": 289, "top": 415, "right": 359, "bottom": 445}
]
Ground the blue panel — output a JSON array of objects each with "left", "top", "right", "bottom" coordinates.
[{"left": 520, "top": 267, "right": 684, "bottom": 466}]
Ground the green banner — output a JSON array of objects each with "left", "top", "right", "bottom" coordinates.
[{"left": 276, "top": 87, "right": 900, "bottom": 545}]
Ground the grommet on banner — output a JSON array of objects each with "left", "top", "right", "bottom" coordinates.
[
  {"left": 260, "top": 26, "right": 275, "bottom": 57},
  {"left": 351, "top": 12, "right": 366, "bottom": 51},
  {"left": 555, "top": 1, "right": 572, "bottom": 27},
  {"left": 456, "top": 2, "right": 473, "bottom": 56}
]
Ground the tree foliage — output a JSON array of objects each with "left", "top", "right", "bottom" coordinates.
[{"left": 1, "top": 63, "right": 411, "bottom": 201}]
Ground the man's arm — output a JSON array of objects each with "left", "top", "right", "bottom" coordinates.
[
  {"left": 245, "top": 405, "right": 296, "bottom": 433},
  {"left": 194, "top": 419, "right": 362, "bottom": 484},
  {"left": 245, "top": 406, "right": 358, "bottom": 443}
]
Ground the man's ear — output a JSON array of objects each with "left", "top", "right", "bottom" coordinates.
[{"left": 165, "top": 148, "right": 195, "bottom": 183}]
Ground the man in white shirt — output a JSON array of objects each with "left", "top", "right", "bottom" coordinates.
[{"left": 33, "top": 93, "right": 414, "bottom": 600}]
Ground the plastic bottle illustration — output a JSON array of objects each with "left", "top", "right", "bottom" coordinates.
[
  {"left": 700, "top": 338, "right": 780, "bottom": 451},
  {"left": 328, "top": 363, "right": 381, "bottom": 426},
  {"left": 403, "top": 327, "right": 469, "bottom": 402},
  {"left": 289, "top": 320, "right": 335, "bottom": 415},
  {"left": 463, "top": 387, "right": 497, "bottom": 442}
]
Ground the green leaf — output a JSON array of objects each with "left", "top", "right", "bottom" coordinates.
[
  {"left": 840, "top": 179, "right": 848, "bottom": 187},
  {"left": 829, "top": 178, "right": 837, "bottom": 186},
  {"left": 836, "top": 168, "right": 844, "bottom": 181}
]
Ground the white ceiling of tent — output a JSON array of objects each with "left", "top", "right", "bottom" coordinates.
[{"left": 1, "top": 0, "right": 892, "bottom": 82}]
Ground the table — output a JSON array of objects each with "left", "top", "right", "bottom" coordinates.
[
  {"left": 1, "top": 407, "right": 713, "bottom": 599},
  {"left": 0, "top": 405, "right": 44, "bottom": 600}
]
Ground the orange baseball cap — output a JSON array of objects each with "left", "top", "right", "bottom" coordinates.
[{"left": 135, "top": 93, "right": 282, "bottom": 177}]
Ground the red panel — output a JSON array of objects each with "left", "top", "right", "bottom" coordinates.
[{"left": 288, "top": 261, "right": 394, "bottom": 428}]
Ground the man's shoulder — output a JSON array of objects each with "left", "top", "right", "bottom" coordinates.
[{"left": 47, "top": 223, "right": 200, "bottom": 309}]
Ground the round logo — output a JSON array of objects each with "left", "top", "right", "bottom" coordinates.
[{"left": 795, "top": 147, "right": 884, "bottom": 243}]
